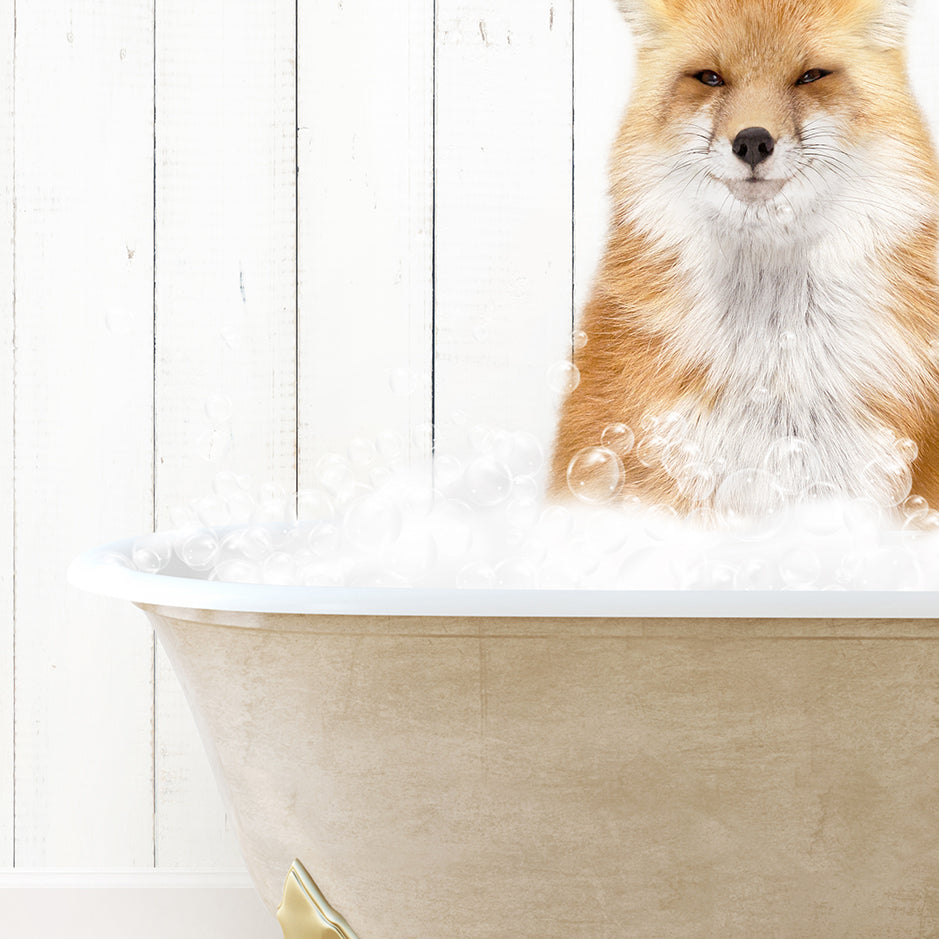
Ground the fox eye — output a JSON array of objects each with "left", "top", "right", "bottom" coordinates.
[
  {"left": 796, "top": 68, "right": 831, "bottom": 85},
  {"left": 694, "top": 70, "right": 725, "bottom": 87}
]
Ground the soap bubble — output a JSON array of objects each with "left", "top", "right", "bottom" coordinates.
[
  {"left": 176, "top": 528, "right": 221, "bottom": 571},
  {"left": 468, "top": 424, "right": 495, "bottom": 453},
  {"left": 314, "top": 453, "right": 350, "bottom": 493},
  {"left": 345, "top": 494, "right": 403, "bottom": 551},
  {"left": 763, "top": 437, "right": 822, "bottom": 494},
  {"left": 713, "top": 468, "right": 783, "bottom": 536},
  {"left": 211, "top": 559, "right": 260, "bottom": 584},
  {"left": 750, "top": 386, "right": 771, "bottom": 405},
  {"left": 195, "top": 494, "right": 231, "bottom": 528},
  {"left": 204, "top": 394, "right": 233, "bottom": 425},
  {"left": 662, "top": 441, "right": 701, "bottom": 480},
  {"left": 465, "top": 455, "right": 513, "bottom": 507},
  {"left": 600, "top": 423, "right": 635, "bottom": 457},
  {"left": 494, "top": 431, "right": 544, "bottom": 478},
  {"left": 376, "top": 431, "right": 405, "bottom": 463},
  {"left": 566, "top": 447, "right": 624, "bottom": 505},
  {"left": 894, "top": 437, "right": 919, "bottom": 464},
  {"left": 307, "top": 522, "right": 341, "bottom": 559},
  {"left": 635, "top": 435, "right": 667, "bottom": 469},
  {"left": 574, "top": 330, "right": 588, "bottom": 351},
  {"left": 547, "top": 361, "right": 580, "bottom": 396},
  {"left": 132, "top": 534, "right": 172, "bottom": 574},
  {"left": 675, "top": 462, "right": 717, "bottom": 504},
  {"left": 295, "top": 488, "right": 334, "bottom": 523},
  {"left": 223, "top": 526, "right": 274, "bottom": 562},
  {"left": 901, "top": 495, "right": 929, "bottom": 523},
  {"left": 861, "top": 457, "right": 913, "bottom": 508},
  {"left": 299, "top": 562, "right": 345, "bottom": 587},
  {"left": 386, "top": 527, "right": 437, "bottom": 580}
]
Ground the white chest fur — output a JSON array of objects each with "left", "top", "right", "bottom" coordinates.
[{"left": 659, "top": 231, "right": 923, "bottom": 503}]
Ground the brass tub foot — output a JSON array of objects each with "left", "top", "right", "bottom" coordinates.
[{"left": 277, "top": 860, "right": 360, "bottom": 939}]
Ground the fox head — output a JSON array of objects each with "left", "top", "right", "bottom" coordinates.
[{"left": 609, "top": 0, "right": 937, "bottom": 245}]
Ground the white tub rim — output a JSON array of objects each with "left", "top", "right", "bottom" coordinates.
[{"left": 67, "top": 534, "right": 939, "bottom": 619}]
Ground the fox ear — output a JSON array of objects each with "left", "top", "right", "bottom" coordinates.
[
  {"left": 868, "top": 0, "right": 913, "bottom": 48},
  {"left": 613, "top": 0, "right": 661, "bottom": 40}
]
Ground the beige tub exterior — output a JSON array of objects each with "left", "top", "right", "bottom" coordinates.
[{"left": 139, "top": 604, "right": 939, "bottom": 938}]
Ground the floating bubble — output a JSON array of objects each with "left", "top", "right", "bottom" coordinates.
[
  {"left": 307, "top": 521, "right": 341, "bottom": 558},
  {"left": 468, "top": 424, "right": 495, "bottom": 454},
  {"left": 222, "top": 526, "right": 274, "bottom": 562},
  {"left": 176, "top": 528, "right": 221, "bottom": 571},
  {"left": 546, "top": 361, "right": 580, "bottom": 396},
  {"left": 132, "top": 534, "right": 172, "bottom": 574},
  {"left": 713, "top": 467, "right": 783, "bottom": 536},
  {"left": 764, "top": 437, "right": 822, "bottom": 494},
  {"left": 195, "top": 494, "right": 231, "bottom": 528},
  {"left": 314, "top": 453, "right": 350, "bottom": 493},
  {"left": 750, "top": 385, "right": 771, "bottom": 405},
  {"left": 211, "top": 559, "right": 260, "bottom": 584},
  {"left": 861, "top": 457, "right": 913, "bottom": 508},
  {"left": 662, "top": 441, "right": 702, "bottom": 480},
  {"left": 376, "top": 431, "right": 405, "bottom": 463},
  {"left": 901, "top": 495, "right": 929, "bottom": 523},
  {"left": 895, "top": 437, "right": 919, "bottom": 464},
  {"left": 635, "top": 435, "right": 667, "bottom": 469},
  {"left": 573, "top": 330, "right": 588, "bottom": 352},
  {"left": 676, "top": 462, "right": 716, "bottom": 504},
  {"left": 494, "top": 431, "right": 544, "bottom": 478},
  {"left": 566, "top": 447, "right": 624, "bottom": 505},
  {"left": 295, "top": 489, "right": 334, "bottom": 523},
  {"left": 465, "top": 455, "right": 513, "bottom": 507},
  {"left": 600, "top": 423, "right": 635, "bottom": 457}
]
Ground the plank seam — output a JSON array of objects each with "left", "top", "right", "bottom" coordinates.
[
  {"left": 151, "top": 0, "right": 158, "bottom": 869},
  {"left": 10, "top": 0, "right": 16, "bottom": 871}
]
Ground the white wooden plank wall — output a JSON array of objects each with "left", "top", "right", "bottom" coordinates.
[
  {"left": 13, "top": 2, "right": 156, "bottom": 866},
  {"left": 6, "top": 0, "right": 939, "bottom": 898},
  {"left": 0, "top": 0, "right": 13, "bottom": 871},
  {"left": 297, "top": 0, "right": 434, "bottom": 475},
  {"left": 153, "top": 0, "right": 297, "bottom": 870},
  {"left": 434, "top": 0, "right": 575, "bottom": 461}
]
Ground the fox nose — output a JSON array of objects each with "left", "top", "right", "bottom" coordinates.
[{"left": 732, "top": 127, "right": 775, "bottom": 168}]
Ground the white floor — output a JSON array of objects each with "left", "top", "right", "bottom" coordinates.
[{"left": 0, "top": 873, "right": 282, "bottom": 938}]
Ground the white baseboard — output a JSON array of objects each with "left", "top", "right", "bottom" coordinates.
[{"left": 0, "top": 871, "right": 282, "bottom": 938}]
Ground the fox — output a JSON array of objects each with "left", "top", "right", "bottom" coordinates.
[{"left": 550, "top": 0, "right": 939, "bottom": 518}]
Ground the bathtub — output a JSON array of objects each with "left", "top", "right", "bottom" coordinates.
[{"left": 70, "top": 535, "right": 939, "bottom": 938}]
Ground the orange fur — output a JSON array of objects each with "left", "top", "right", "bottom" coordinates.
[{"left": 552, "top": 0, "right": 939, "bottom": 514}]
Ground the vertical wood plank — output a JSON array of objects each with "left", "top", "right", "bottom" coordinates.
[
  {"left": 13, "top": 2, "right": 155, "bottom": 866},
  {"left": 433, "top": 1, "right": 574, "bottom": 462},
  {"left": 0, "top": 0, "right": 13, "bottom": 868},
  {"left": 573, "top": 0, "right": 632, "bottom": 318},
  {"left": 155, "top": 0, "right": 297, "bottom": 868},
  {"left": 297, "top": 0, "right": 434, "bottom": 477}
]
